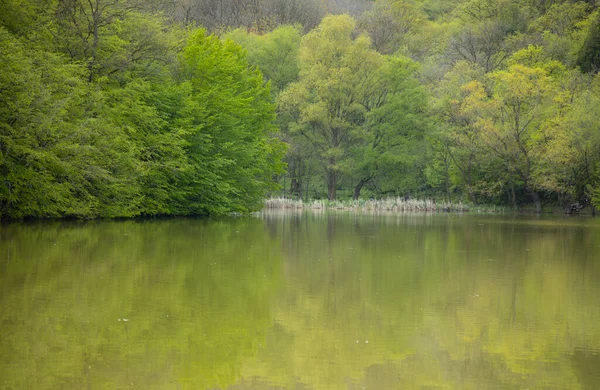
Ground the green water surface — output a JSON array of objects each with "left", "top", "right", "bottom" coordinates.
[{"left": 1, "top": 211, "right": 600, "bottom": 389}]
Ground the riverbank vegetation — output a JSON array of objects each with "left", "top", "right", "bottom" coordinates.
[
  {"left": 1, "top": 0, "right": 600, "bottom": 219},
  {"left": 264, "top": 197, "right": 477, "bottom": 212}
]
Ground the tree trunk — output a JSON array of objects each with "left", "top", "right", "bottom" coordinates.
[
  {"left": 559, "top": 193, "right": 571, "bottom": 214},
  {"left": 510, "top": 183, "right": 517, "bottom": 209},
  {"left": 305, "top": 176, "right": 310, "bottom": 202},
  {"left": 467, "top": 173, "right": 477, "bottom": 205},
  {"left": 466, "top": 164, "right": 477, "bottom": 204},
  {"left": 353, "top": 178, "right": 367, "bottom": 200},
  {"left": 467, "top": 185, "right": 477, "bottom": 205},
  {"left": 528, "top": 187, "right": 542, "bottom": 213},
  {"left": 327, "top": 171, "right": 336, "bottom": 201},
  {"left": 88, "top": 2, "right": 101, "bottom": 83},
  {"left": 291, "top": 177, "right": 301, "bottom": 199}
]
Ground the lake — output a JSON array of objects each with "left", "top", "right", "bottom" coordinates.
[{"left": 1, "top": 211, "right": 600, "bottom": 389}]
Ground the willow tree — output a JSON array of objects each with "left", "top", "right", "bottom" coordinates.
[
  {"left": 279, "top": 15, "right": 426, "bottom": 200},
  {"left": 460, "top": 50, "right": 563, "bottom": 212},
  {"left": 536, "top": 71, "right": 600, "bottom": 209}
]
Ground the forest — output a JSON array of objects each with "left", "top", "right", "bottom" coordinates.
[{"left": 1, "top": 0, "right": 600, "bottom": 218}]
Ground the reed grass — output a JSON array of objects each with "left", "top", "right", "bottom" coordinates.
[{"left": 264, "top": 197, "right": 509, "bottom": 213}]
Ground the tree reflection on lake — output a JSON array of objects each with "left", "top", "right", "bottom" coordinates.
[{"left": 1, "top": 212, "right": 599, "bottom": 389}]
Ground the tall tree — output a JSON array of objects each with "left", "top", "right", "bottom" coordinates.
[
  {"left": 428, "top": 60, "right": 487, "bottom": 204},
  {"left": 0, "top": 27, "right": 140, "bottom": 218},
  {"left": 225, "top": 26, "right": 311, "bottom": 199},
  {"left": 460, "top": 51, "right": 563, "bottom": 212},
  {"left": 174, "top": 29, "right": 286, "bottom": 214},
  {"left": 536, "top": 71, "right": 600, "bottom": 208},
  {"left": 279, "top": 15, "right": 429, "bottom": 200},
  {"left": 277, "top": 16, "right": 369, "bottom": 200},
  {"left": 348, "top": 56, "right": 429, "bottom": 199},
  {"left": 357, "top": 0, "right": 425, "bottom": 55},
  {"left": 0, "top": 0, "right": 287, "bottom": 219}
]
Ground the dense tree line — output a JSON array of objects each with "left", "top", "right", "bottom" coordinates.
[
  {"left": 225, "top": 0, "right": 600, "bottom": 211},
  {"left": 1, "top": 0, "right": 600, "bottom": 218},
  {"left": 0, "top": 0, "right": 285, "bottom": 219}
]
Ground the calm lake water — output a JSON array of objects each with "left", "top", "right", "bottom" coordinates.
[{"left": 1, "top": 211, "right": 600, "bottom": 389}]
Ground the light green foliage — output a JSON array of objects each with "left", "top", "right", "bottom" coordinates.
[
  {"left": 2, "top": 0, "right": 600, "bottom": 214},
  {"left": 0, "top": 27, "right": 139, "bottom": 218},
  {"left": 102, "top": 79, "right": 190, "bottom": 216},
  {"left": 225, "top": 25, "right": 310, "bottom": 199},
  {"left": 279, "top": 15, "right": 429, "bottom": 200},
  {"left": 175, "top": 30, "right": 286, "bottom": 214},
  {"left": 425, "top": 0, "right": 600, "bottom": 208},
  {"left": 530, "top": 1, "right": 590, "bottom": 37},
  {"left": 427, "top": 61, "right": 487, "bottom": 203},
  {"left": 351, "top": 56, "right": 430, "bottom": 198},
  {"left": 448, "top": 0, "right": 526, "bottom": 73},
  {"left": 454, "top": 47, "right": 598, "bottom": 210},
  {"left": 529, "top": 2, "right": 592, "bottom": 66},
  {"left": 459, "top": 62, "right": 557, "bottom": 211},
  {"left": 537, "top": 71, "right": 600, "bottom": 205},
  {"left": 0, "top": 1, "right": 285, "bottom": 219},
  {"left": 358, "top": 0, "right": 427, "bottom": 55},
  {"left": 419, "top": 0, "right": 465, "bottom": 20},
  {"left": 225, "top": 25, "right": 302, "bottom": 95},
  {"left": 590, "top": 74, "right": 600, "bottom": 206},
  {"left": 53, "top": 1, "right": 182, "bottom": 84},
  {"left": 278, "top": 15, "right": 382, "bottom": 200}
]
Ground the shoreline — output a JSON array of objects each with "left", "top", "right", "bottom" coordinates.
[{"left": 264, "top": 197, "right": 506, "bottom": 213}]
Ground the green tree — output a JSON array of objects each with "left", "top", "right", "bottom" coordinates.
[
  {"left": 0, "top": 1, "right": 287, "bottom": 219},
  {"left": 348, "top": 56, "right": 429, "bottom": 199},
  {"left": 224, "top": 24, "right": 302, "bottom": 96},
  {"left": 0, "top": 27, "right": 142, "bottom": 218},
  {"left": 428, "top": 60, "right": 487, "bottom": 204},
  {"left": 460, "top": 54, "right": 562, "bottom": 212},
  {"left": 577, "top": 11, "right": 600, "bottom": 72},
  {"left": 279, "top": 15, "right": 427, "bottom": 200},
  {"left": 174, "top": 29, "right": 286, "bottom": 214},
  {"left": 54, "top": 1, "right": 180, "bottom": 84},
  {"left": 537, "top": 71, "right": 600, "bottom": 208},
  {"left": 101, "top": 79, "right": 192, "bottom": 216},
  {"left": 225, "top": 25, "right": 308, "bottom": 198},
  {"left": 357, "top": 0, "right": 426, "bottom": 55},
  {"left": 529, "top": 2, "right": 592, "bottom": 66}
]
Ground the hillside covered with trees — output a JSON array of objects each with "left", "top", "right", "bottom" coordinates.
[{"left": 1, "top": 0, "right": 600, "bottom": 218}]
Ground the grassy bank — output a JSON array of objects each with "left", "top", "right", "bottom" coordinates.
[{"left": 264, "top": 198, "right": 509, "bottom": 213}]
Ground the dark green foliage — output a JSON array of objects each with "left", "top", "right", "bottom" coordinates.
[{"left": 578, "top": 13, "right": 600, "bottom": 72}]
